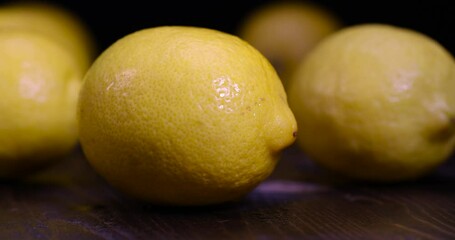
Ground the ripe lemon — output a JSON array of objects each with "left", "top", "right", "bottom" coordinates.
[
  {"left": 0, "top": 30, "right": 81, "bottom": 178},
  {"left": 78, "top": 26, "right": 297, "bottom": 206},
  {"left": 238, "top": 0, "right": 341, "bottom": 88},
  {"left": 0, "top": 1, "right": 96, "bottom": 73},
  {"left": 288, "top": 23, "right": 455, "bottom": 182}
]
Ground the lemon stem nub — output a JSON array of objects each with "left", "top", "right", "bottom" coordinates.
[{"left": 431, "top": 117, "right": 455, "bottom": 142}]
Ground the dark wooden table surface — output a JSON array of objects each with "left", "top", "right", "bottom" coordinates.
[{"left": 1, "top": 144, "right": 454, "bottom": 240}]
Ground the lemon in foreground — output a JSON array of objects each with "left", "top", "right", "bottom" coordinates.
[
  {"left": 288, "top": 23, "right": 455, "bottom": 182},
  {"left": 78, "top": 26, "right": 297, "bottom": 206},
  {"left": 0, "top": 30, "right": 81, "bottom": 178},
  {"left": 0, "top": 1, "right": 96, "bottom": 73},
  {"left": 238, "top": 0, "right": 341, "bottom": 88}
]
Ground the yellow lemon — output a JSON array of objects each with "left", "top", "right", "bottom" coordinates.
[
  {"left": 78, "top": 26, "right": 297, "bottom": 206},
  {"left": 288, "top": 23, "right": 455, "bottom": 182},
  {"left": 238, "top": 0, "right": 341, "bottom": 88},
  {"left": 0, "top": 30, "right": 81, "bottom": 178},
  {"left": 0, "top": 1, "right": 96, "bottom": 73}
]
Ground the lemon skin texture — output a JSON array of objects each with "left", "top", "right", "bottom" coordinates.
[
  {"left": 0, "top": 1, "right": 96, "bottom": 73},
  {"left": 288, "top": 24, "right": 455, "bottom": 182},
  {"left": 238, "top": 1, "right": 341, "bottom": 88},
  {"left": 0, "top": 30, "right": 81, "bottom": 178},
  {"left": 78, "top": 26, "right": 297, "bottom": 206}
]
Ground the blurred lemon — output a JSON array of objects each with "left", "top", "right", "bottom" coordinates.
[
  {"left": 0, "top": 1, "right": 96, "bottom": 73},
  {"left": 238, "top": 0, "right": 341, "bottom": 88},
  {"left": 0, "top": 30, "right": 81, "bottom": 178},
  {"left": 78, "top": 26, "right": 297, "bottom": 206},
  {"left": 288, "top": 23, "right": 455, "bottom": 182}
]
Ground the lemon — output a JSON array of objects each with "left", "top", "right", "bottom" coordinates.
[
  {"left": 78, "top": 26, "right": 297, "bottom": 206},
  {"left": 288, "top": 23, "right": 455, "bottom": 182},
  {"left": 0, "top": 1, "right": 96, "bottom": 73},
  {"left": 0, "top": 30, "right": 81, "bottom": 178},
  {"left": 238, "top": 0, "right": 341, "bottom": 88}
]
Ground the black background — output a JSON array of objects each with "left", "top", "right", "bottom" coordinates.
[{"left": 6, "top": 0, "right": 452, "bottom": 58}]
